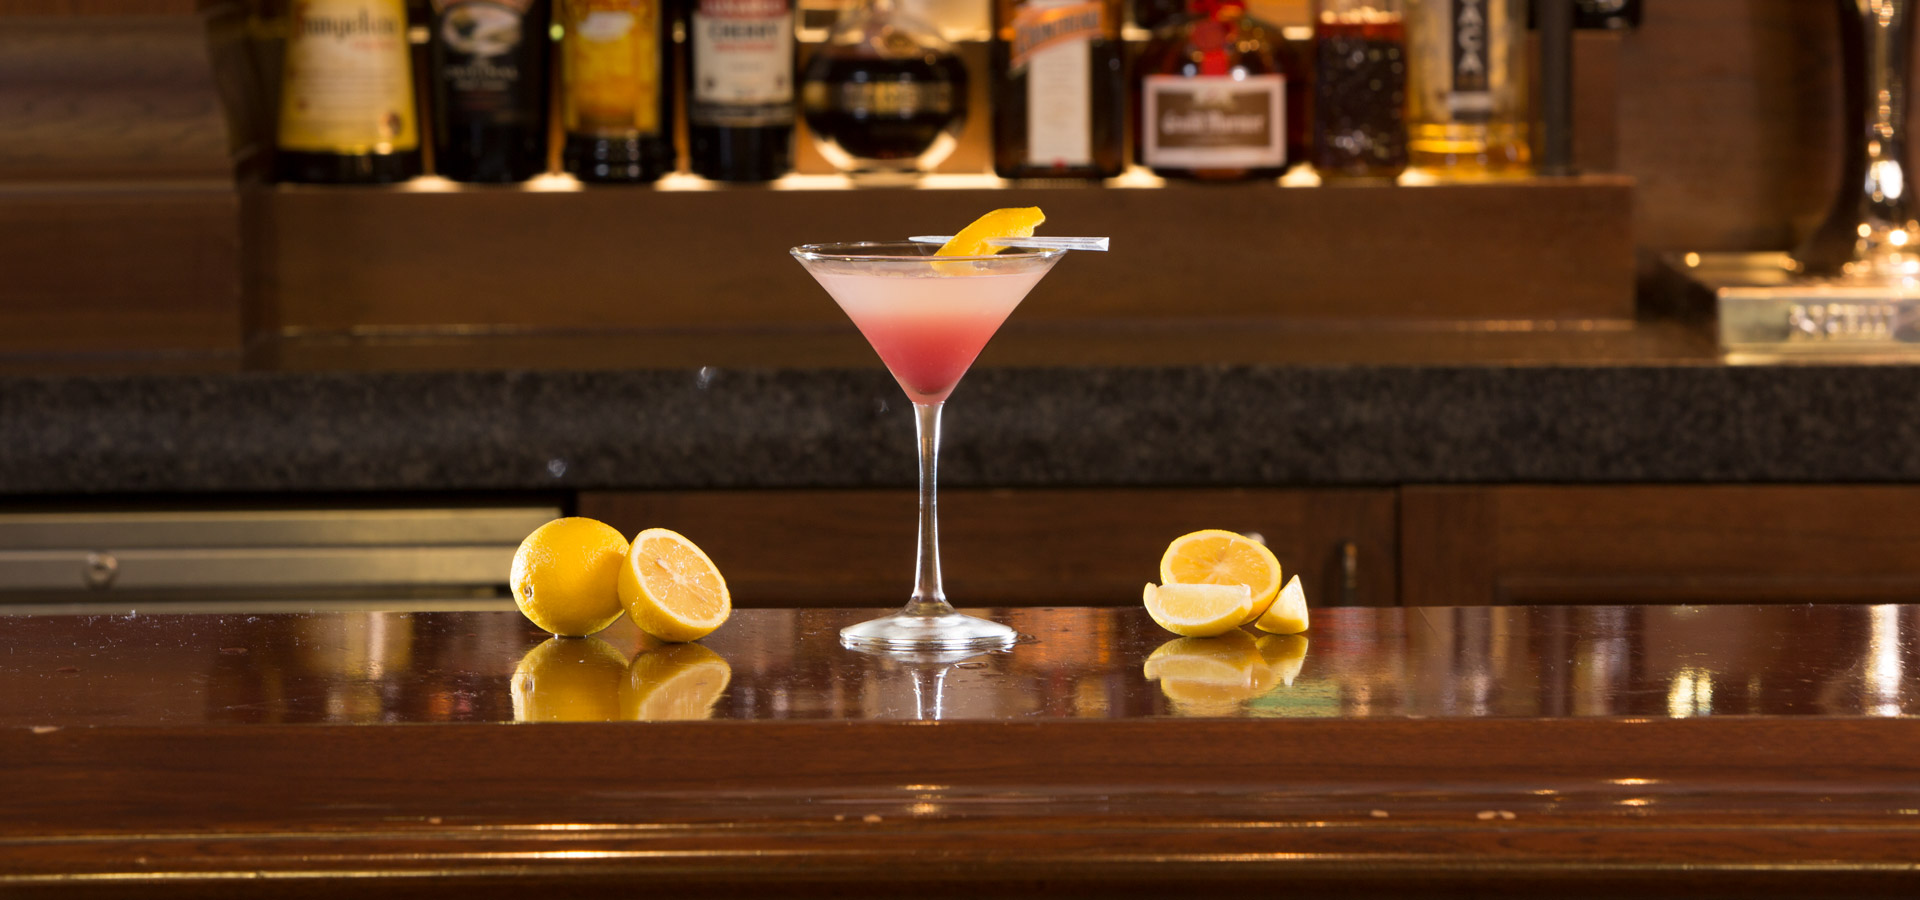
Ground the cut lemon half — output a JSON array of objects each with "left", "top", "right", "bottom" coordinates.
[
  {"left": 510, "top": 517, "right": 630, "bottom": 637},
  {"left": 1142, "top": 581, "right": 1252, "bottom": 637},
  {"left": 935, "top": 207, "right": 1045, "bottom": 257},
  {"left": 618, "top": 528, "right": 731, "bottom": 643},
  {"left": 1253, "top": 574, "right": 1309, "bottom": 635},
  {"left": 1159, "top": 529, "right": 1283, "bottom": 626}
]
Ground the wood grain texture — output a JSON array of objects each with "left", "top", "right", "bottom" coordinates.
[
  {"left": 0, "top": 183, "right": 242, "bottom": 358},
  {"left": 578, "top": 487, "right": 1399, "bottom": 607},
  {"left": 0, "top": 17, "right": 230, "bottom": 181},
  {"left": 5, "top": 604, "right": 1919, "bottom": 895},
  {"left": 1402, "top": 484, "right": 1920, "bottom": 606},
  {"left": 247, "top": 176, "right": 1635, "bottom": 338}
]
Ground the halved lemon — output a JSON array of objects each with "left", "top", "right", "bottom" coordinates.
[
  {"left": 1142, "top": 581, "right": 1252, "bottom": 637},
  {"left": 1159, "top": 530, "right": 1283, "bottom": 626},
  {"left": 618, "top": 528, "right": 731, "bottom": 643},
  {"left": 620, "top": 643, "right": 733, "bottom": 720},
  {"left": 1253, "top": 574, "right": 1309, "bottom": 635},
  {"left": 935, "top": 207, "right": 1045, "bottom": 257},
  {"left": 510, "top": 517, "right": 630, "bottom": 637}
]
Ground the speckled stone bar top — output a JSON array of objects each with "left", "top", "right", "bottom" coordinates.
[{"left": 2, "top": 363, "right": 1919, "bottom": 495}]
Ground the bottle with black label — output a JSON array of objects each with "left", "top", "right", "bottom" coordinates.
[
  {"left": 1135, "top": 0, "right": 1299, "bottom": 180},
  {"left": 1406, "top": 0, "right": 1528, "bottom": 178},
  {"left": 276, "top": 0, "right": 424, "bottom": 183},
  {"left": 560, "top": 0, "right": 676, "bottom": 183},
  {"left": 799, "top": 0, "right": 969, "bottom": 180},
  {"left": 688, "top": 0, "right": 796, "bottom": 182},
  {"left": 430, "top": 0, "right": 551, "bottom": 182},
  {"left": 992, "top": 0, "right": 1126, "bottom": 179}
]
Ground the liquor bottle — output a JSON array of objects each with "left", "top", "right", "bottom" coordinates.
[
  {"left": 1406, "top": 0, "right": 1529, "bottom": 178},
  {"left": 1575, "top": 0, "right": 1639, "bottom": 29},
  {"left": 560, "top": 0, "right": 676, "bottom": 183},
  {"left": 1135, "top": 0, "right": 1299, "bottom": 180},
  {"left": 1310, "top": 0, "right": 1407, "bottom": 182},
  {"left": 687, "top": 0, "right": 796, "bottom": 182},
  {"left": 276, "top": 0, "right": 423, "bottom": 183},
  {"left": 429, "top": 0, "right": 552, "bottom": 182},
  {"left": 799, "top": 0, "right": 969, "bottom": 179},
  {"left": 992, "top": 0, "right": 1127, "bottom": 179}
]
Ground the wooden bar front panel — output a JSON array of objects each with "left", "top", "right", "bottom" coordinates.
[
  {"left": 579, "top": 487, "right": 1398, "bottom": 608},
  {"left": 1402, "top": 485, "right": 1920, "bottom": 606}
]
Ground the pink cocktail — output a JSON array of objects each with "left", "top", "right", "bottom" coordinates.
[{"left": 792, "top": 242, "right": 1066, "bottom": 650}]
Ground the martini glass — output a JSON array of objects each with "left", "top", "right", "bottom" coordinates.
[{"left": 791, "top": 241, "right": 1066, "bottom": 650}]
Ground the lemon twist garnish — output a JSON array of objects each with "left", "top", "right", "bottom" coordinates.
[{"left": 935, "top": 207, "right": 1046, "bottom": 257}]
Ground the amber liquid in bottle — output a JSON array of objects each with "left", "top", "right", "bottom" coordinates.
[
  {"left": 1406, "top": 0, "right": 1529, "bottom": 178},
  {"left": 991, "top": 0, "right": 1127, "bottom": 179}
]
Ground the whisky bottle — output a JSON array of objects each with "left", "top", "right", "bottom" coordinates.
[
  {"left": 1406, "top": 0, "right": 1530, "bottom": 178},
  {"left": 560, "top": 0, "right": 677, "bottom": 183},
  {"left": 1135, "top": 0, "right": 1299, "bottom": 180},
  {"left": 276, "top": 0, "right": 423, "bottom": 183},
  {"left": 991, "top": 0, "right": 1127, "bottom": 179}
]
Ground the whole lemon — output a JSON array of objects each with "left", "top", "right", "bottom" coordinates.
[{"left": 511, "top": 517, "right": 629, "bottom": 637}]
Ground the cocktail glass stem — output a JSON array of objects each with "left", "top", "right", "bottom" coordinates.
[{"left": 907, "top": 401, "right": 951, "bottom": 616}]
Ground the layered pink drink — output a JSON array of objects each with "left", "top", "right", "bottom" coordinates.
[{"left": 808, "top": 267, "right": 1047, "bottom": 402}]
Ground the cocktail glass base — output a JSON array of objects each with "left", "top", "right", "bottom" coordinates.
[{"left": 840, "top": 609, "right": 1017, "bottom": 651}]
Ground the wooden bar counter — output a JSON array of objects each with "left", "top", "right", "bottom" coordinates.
[{"left": 3, "top": 603, "right": 1919, "bottom": 897}]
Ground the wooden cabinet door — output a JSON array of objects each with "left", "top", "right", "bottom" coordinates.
[
  {"left": 579, "top": 488, "right": 1397, "bottom": 608},
  {"left": 1402, "top": 485, "right": 1920, "bottom": 606}
]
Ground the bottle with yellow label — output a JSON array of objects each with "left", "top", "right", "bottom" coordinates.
[
  {"left": 276, "top": 0, "right": 423, "bottom": 183},
  {"left": 560, "top": 0, "right": 677, "bottom": 183}
]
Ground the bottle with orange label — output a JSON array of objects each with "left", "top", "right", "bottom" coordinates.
[
  {"left": 276, "top": 0, "right": 423, "bottom": 183},
  {"left": 990, "top": 0, "right": 1126, "bottom": 179},
  {"left": 559, "top": 0, "right": 676, "bottom": 183}
]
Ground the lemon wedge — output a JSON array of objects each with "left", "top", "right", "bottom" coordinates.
[
  {"left": 1159, "top": 529, "right": 1283, "bottom": 626},
  {"left": 510, "top": 517, "right": 630, "bottom": 637},
  {"left": 510, "top": 636, "right": 628, "bottom": 722},
  {"left": 620, "top": 643, "right": 733, "bottom": 720},
  {"left": 935, "top": 207, "right": 1046, "bottom": 257},
  {"left": 1143, "top": 581, "right": 1252, "bottom": 637},
  {"left": 618, "top": 528, "right": 731, "bottom": 642},
  {"left": 1253, "top": 574, "right": 1309, "bottom": 635}
]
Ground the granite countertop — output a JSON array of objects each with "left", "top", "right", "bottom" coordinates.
[{"left": 5, "top": 357, "right": 1920, "bottom": 495}]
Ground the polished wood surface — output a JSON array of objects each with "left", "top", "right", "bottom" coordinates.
[
  {"left": 3, "top": 604, "right": 1918, "bottom": 896},
  {"left": 1402, "top": 485, "right": 1920, "bottom": 606},
  {"left": 580, "top": 488, "right": 1398, "bottom": 608}
]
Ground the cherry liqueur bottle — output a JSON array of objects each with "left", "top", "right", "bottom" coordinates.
[
  {"left": 687, "top": 0, "right": 797, "bottom": 182},
  {"left": 1135, "top": 0, "right": 1301, "bottom": 180},
  {"left": 560, "top": 0, "right": 676, "bottom": 183},
  {"left": 430, "top": 0, "right": 552, "bottom": 182},
  {"left": 991, "top": 0, "right": 1126, "bottom": 179},
  {"left": 276, "top": 0, "right": 423, "bottom": 183}
]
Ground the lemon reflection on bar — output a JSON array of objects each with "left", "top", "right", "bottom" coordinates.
[
  {"left": 511, "top": 637, "right": 629, "bottom": 722},
  {"left": 1144, "top": 631, "right": 1311, "bottom": 715},
  {"left": 511, "top": 637, "right": 733, "bottom": 723}
]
